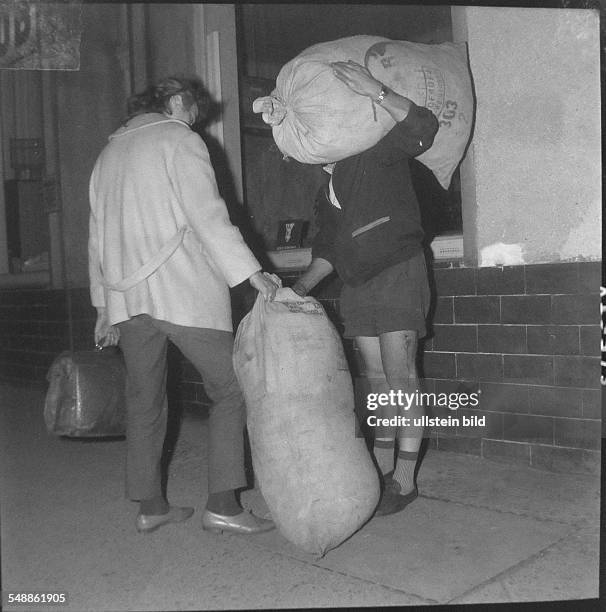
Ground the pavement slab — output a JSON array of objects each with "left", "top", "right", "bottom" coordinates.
[{"left": 0, "top": 383, "right": 600, "bottom": 610}]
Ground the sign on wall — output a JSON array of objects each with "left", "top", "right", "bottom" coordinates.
[{"left": 0, "top": 1, "right": 82, "bottom": 70}]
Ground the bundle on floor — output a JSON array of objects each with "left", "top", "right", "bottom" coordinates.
[
  {"left": 253, "top": 35, "right": 474, "bottom": 189},
  {"left": 44, "top": 348, "right": 126, "bottom": 437},
  {"left": 233, "top": 288, "right": 380, "bottom": 556}
]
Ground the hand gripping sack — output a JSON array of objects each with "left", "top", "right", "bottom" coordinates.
[
  {"left": 233, "top": 289, "right": 380, "bottom": 555},
  {"left": 44, "top": 347, "right": 126, "bottom": 437},
  {"left": 253, "top": 35, "right": 474, "bottom": 189}
]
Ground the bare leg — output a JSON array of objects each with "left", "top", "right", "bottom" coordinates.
[
  {"left": 355, "top": 336, "right": 395, "bottom": 475},
  {"left": 380, "top": 330, "right": 423, "bottom": 494}
]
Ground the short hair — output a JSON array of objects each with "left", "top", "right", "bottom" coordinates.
[{"left": 126, "top": 75, "right": 210, "bottom": 122}]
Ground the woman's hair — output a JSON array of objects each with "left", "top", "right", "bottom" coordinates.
[{"left": 126, "top": 76, "right": 210, "bottom": 122}]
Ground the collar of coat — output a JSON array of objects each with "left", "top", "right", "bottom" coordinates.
[{"left": 109, "top": 113, "right": 190, "bottom": 140}]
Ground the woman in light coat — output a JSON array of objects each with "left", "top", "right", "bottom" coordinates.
[{"left": 89, "top": 75, "right": 278, "bottom": 534}]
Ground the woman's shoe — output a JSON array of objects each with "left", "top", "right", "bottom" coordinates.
[
  {"left": 202, "top": 509, "right": 275, "bottom": 535},
  {"left": 374, "top": 478, "right": 418, "bottom": 517},
  {"left": 136, "top": 505, "right": 194, "bottom": 533}
]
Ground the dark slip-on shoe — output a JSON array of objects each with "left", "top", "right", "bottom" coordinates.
[
  {"left": 374, "top": 478, "right": 418, "bottom": 517},
  {"left": 136, "top": 506, "right": 194, "bottom": 534},
  {"left": 202, "top": 509, "right": 275, "bottom": 535}
]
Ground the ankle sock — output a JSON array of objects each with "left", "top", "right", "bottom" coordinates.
[
  {"left": 139, "top": 495, "right": 169, "bottom": 516},
  {"left": 205, "top": 489, "right": 241, "bottom": 516},
  {"left": 392, "top": 450, "right": 418, "bottom": 495},
  {"left": 373, "top": 437, "right": 395, "bottom": 476}
]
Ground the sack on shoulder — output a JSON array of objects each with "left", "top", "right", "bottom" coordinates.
[
  {"left": 44, "top": 347, "right": 126, "bottom": 437},
  {"left": 254, "top": 35, "right": 474, "bottom": 189}
]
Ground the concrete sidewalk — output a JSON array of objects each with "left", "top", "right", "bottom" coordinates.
[{"left": 0, "top": 382, "right": 600, "bottom": 611}]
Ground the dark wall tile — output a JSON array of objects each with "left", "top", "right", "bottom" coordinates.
[
  {"left": 528, "top": 386, "right": 583, "bottom": 418},
  {"left": 420, "top": 336, "right": 434, "bottom": 351},
  {"left": 479, "top": 382, "right": 529, "bottom": 413},
  {"left": 582, "top": 390, "right": 601, "bottom": 419},
  {"left": 432, "top": 324, "right": 477, "bottom": 352},
  {"left": 433, "top": 297, "right": 454, "bottom": 324},
  {"left": 454, "top": 408, "right": 503, "bottom": 438},
  {"left": 69, "top": 287, "right": 96, "bottom": 311},
  {"left": 482, "top": 439, "right": 530, "bottom": 466},
  {"left": 433, "top": 267, "right": 476, "bottom": 297},
  {"left": 434, "top": 378, "right": 479, "bottom": 396},
  {"left": 454, "top": 296, "right": 500, "bottom": 324},
  {"left": 530, "top": 445, "right": 600, "bottom": 475},
  {"left": 554, "top": 417, "right": 601, "bottom": 450},
  {"left": 577, "top": 261, "right": 602, "bottom": 294},
  {"left": 0, "top": 320, "right": 14, "bottom": 335},
  {"left": 504, "top": 355, "right": 553, "bottom": 385},
  {"left": 457, "top": 353, "right": 503, "bottom": 382},
  {"left": 421, "top": 352, "right": 457, "bottom": 379},
  {"left": 420, "top": 377, "right": 437, "bottom": 394},
  {"left": 476, "top": 266, "right": 525, "bottom": 295},
  {"left": 503, "top": 413, "right": 554, "bottom": 444},
  {"left": 526, "top": 325, "right": 579, "bottom": 355},
  {"left": 0, "top": 362, "right": 37, "bottom": 381},
  {"left": 478, "top": 325, "right": 526, "bottom": 353},
  {"left": 501, "top": 296, "right": 551, "bottom": 324},
  {"left": 579, "top": 325, "right": 599, "bottom": 356},
  {"left": 554, "top": 356, "right": 600, "bottom": 389},
  {"left": 551, "top": 295, "right": 597, "bottom": 325},
  {"left": 428, "top": 403, "right": 458, "bottom": 435},
  {"left": 525, "top": 263, "right": 579, "bottom": 294},
  {"left": 437, "top": 434, "right": 481, "bottom": 455},
  {"left": 39, "top": 321, "right": 70, "bottom": 338}
]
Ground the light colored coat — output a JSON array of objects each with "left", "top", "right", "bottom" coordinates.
[{"left": 89, "top": 113, "right": 261, "bottom": 331}]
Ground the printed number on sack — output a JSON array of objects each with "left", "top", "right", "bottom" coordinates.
[{"left": 439, "top": 100, "right": 458, "bottom": 128}]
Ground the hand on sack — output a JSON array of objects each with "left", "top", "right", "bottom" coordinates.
[
  {"left": 94, "top": 307, "right": 120, "bottom": 347},
  {"left": 249, "top": 271, "right": 281, "bottom": 302},
  {"left": 330, "top": 60, "right": 383, "bottom": 99}
]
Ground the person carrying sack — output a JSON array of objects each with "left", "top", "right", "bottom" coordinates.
[
  {"left": 88, "top": 75, "right": 279, "bottom": 534},
  {"left": 292, "top": 60, "right": 439, "bottom": 516}
]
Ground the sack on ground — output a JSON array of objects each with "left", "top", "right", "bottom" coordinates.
[
  {"left": 253, "top": 35, "right": 474, "bottom": 189},
  {"left": 233, "top": 289, "right": 380, "bottom": 556},
  {"left": 44, "top": 347, "right": 126, "bottom": 437}
]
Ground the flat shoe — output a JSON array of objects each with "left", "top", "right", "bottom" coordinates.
[
  {"left": 136, "top": 505, "right": 194, "bottom": 533},
  {"left": 374, "top": 478, "right": 418, "bottom": 517},
  {"left": 202, "top": 509, "right": 275, "bottom": 535}
]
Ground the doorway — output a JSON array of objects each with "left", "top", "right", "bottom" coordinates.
[{"left": 235, "top": 3, "right": 463, "bottom": 252}]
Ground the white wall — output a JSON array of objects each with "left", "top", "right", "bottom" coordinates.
[{"left": 454, "top": 7, "right": 601, "bottom": 265}]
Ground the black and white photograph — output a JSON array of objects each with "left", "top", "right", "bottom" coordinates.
[{"left": 0, "top": 1, "right": 602, "bottom": 611}]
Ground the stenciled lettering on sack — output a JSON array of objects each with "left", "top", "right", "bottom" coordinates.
[
  {"left": 417, "top": 66, "right": 445, "bottom": 119},
  {"left": 439, "top": 100, "right": 459, "bottom": 129}
]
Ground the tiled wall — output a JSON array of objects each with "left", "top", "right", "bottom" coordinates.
[
  {"left": 1, "top": 261, "right": 601, "bottom": 476},
  {"left": 422, "top": 261, "right": 602, "bottom": 475},
  {"left": 0, "top": 287, "right": 95, "bottom": 383}
]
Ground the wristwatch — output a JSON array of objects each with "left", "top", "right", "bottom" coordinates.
[{"left": 375, "top": 85, "right": 389, "bottom": 105}]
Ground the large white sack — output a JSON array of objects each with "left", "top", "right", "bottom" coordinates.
[
  {"left": 254, "top": 35, "right": 474, "bottom": 189},
  {"left": 233, "top": 289, "right": 380, "bottom": 556}
]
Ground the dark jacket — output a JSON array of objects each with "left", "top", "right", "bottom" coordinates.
[{"left": 312, "top": 103, "right": 438, "bottom": 286}]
